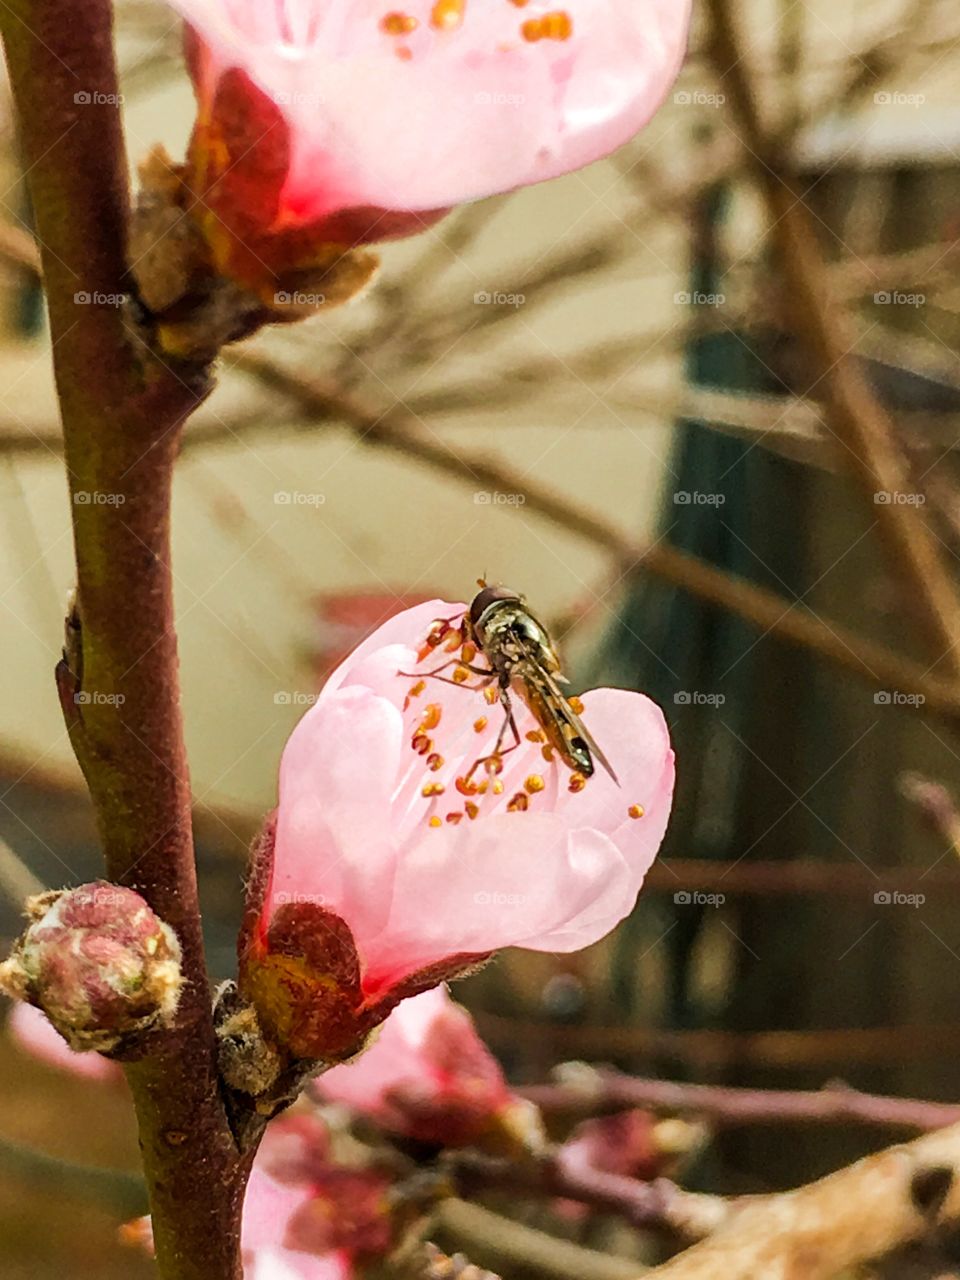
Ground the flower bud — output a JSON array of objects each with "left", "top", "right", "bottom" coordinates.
[{"left": 0, "top": 881, "right": 183, "bottom": 1054}]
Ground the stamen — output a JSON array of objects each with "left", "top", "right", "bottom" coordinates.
[
  {"left": 568, "top": 694, "right": 585, "bottom": 715},
  {"left": 525, "top": 774, "right": 545, "bottom": 794},
  {"left": 431, "top": 0, "right": 465, "bottom": 31},
  {"left": 409, "top": 680, "right": 426, "bottom": 698},
  {"left": 456, "top": 776, "right": 479, "bottom": 796},
  {"left": 465, "top": 801, "right": 479, "bottom": 820},
  {"left": 485, "top": 755, "right": 504, "bottom": 775},
  {"left": 628, "top": 804, "right": 645, "bottom": 819},
  {"left": 478, "top": 780, "right": 489, "bottom": 795},
  {"left": 473, "top": 716, "right": 488, "bottom": 733},
  {"left": 381, "top": 11, "right": 418, "bottom": 34},
  {"left": 422, "top": 782, "right": 445, "bottom": 797},
  {"left": 426, "top": 753, "right": 444, "bottom": 772},
  {"left": 507, "top": 792, "right": 529, "bottom": 812},
  {"left": 522, "top": 10, "right": 573, "bottom": 41},
  {"left": 420, "top": 703, "right": 442, "bottom": 730},
  {"left": 484, "top": 687, "right": 498, "bottom": 705},
  {"left": 452, "top": 665, "right": 471, "bottom": 684},
  {"left": 541, "top": 745, "right": 556, "bottom": 763},
  {"left": 461, "top": 642, "right": 478, "bottom": 664},
  {"left": 526, "top": 729, "right": 546, "bottom": 743},
  {"left": 446, "top": 812, "right": 463, "bottom": 825},
  {"left": 492, "top": 780, "right": 504, "bottom": 795},
  {"left": 412, "top": 733, "right": 432, "bottom": 755},
  {"left": 429, "top": 815, "right": 443, "bottom": 829},
  {"left": 568, "top": 772, "right": 587, "bottom": 793}
]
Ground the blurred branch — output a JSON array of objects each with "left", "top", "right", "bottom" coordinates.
[
  {"left": 475, "top": 1013, "right": 960, "bottom": 1072},
  {"left": 0, "top": 1134, "right": 147, "bottom": 1217},
  {"left": 0, "top": 835, "right": 43, "bottom": 904},
  {"left": 645, "top": 1119, "right": 960, "bottom": 1279},
  {"left": 899, "top": 772, "right": 960, "bottom": 856},
  {"left": 451, "top": 1152, "right": 730, "bottom": 1242},
  {"left": 707, "top": 0, "right": 960, "bottom": 676},
  {"left": 521, "top": 1068, "right": 960, "bottom": 1132},
  {"left": 645, "top": 856, "right": 960, "bottom": 897},
  {"left": 433, "top": 1200, "right": 642, "bottom": 1280},
  {"left": 234, "top": 351, "right": 960, "bottom": 724}
]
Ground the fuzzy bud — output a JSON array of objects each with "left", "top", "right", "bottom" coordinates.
[{"left": 0, "top": 881, "right": 183, "bottom": 1054}]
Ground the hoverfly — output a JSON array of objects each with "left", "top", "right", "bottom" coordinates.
[{"left": 411, "top": 584, "right": 619, "bottom": 785}]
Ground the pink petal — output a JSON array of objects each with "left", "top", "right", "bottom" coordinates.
[
  {"left": 164, "top": 2, "right": 690, "bottom": 219},
  {"left": 6, "top": 1002, "right": 123, "bottom": 1084}
]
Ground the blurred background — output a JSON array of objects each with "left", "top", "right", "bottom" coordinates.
[{"left": 4, "top": 0, "right": 960, "bottom": 1273}]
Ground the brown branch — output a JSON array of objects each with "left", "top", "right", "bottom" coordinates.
[
  {"left": 232, "top": 351, "right": 960, "bottom": 726},
  {"left": 450, "top": 1152, "right": 729, "bottom": 1243},
  {"left": 0, "top": 3, "right": 249, "bottom": 1277},
  {"left": 521, "top": 1069, "right": 960, "bottom": 1133},
  {"left": 644, "top": 1120, "right": 960, "bottom": 1279},
  {"left": 706, "top": 0, "right": 960, "bottom": 676}
]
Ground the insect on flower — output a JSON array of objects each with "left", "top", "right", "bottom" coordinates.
[{"left": 407, "top": 583, "right": 618, "bottom": 786}]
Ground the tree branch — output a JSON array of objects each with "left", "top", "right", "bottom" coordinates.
[
  {"left": 0, "top": 3, "right": 249, "bottom": 1276},
  {"left": 706, "top": 0, "right": 960, "bottom": 676}
]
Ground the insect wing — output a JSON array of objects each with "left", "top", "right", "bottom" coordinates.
[{"left": 515, "top": 642, "right": 619, "bottom": 785}]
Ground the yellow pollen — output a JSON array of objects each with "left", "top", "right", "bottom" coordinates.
[
  {"left": 409, "top": 680, "right": 426, "bottom": 698},
  {"left": 422, "top": 782, "right": 446, "bottom": 797},
  {"left": 541, "top": 744, "right": 556, "bottom": 763},
  {"left": 427, "top": 752, "right": 444, "bottom": 772},
  {"left": 525, "top": 774, "right": 545, "bottom": 794},
  {"left": 478, "top": 780, "right": 489, "bottom": 795},
  {"left": 445, "top": 632, "right": 464, "bottom": 652},
  {"left": 420, "top": 703, "right": 442, "bottom": 730},
  {"left": 568, "top": 694, "right": 585, "bottom": 715},
  {"left": 453, "top": 665, "right": 471, "bottom": 684},
  {"left": 381, "top": 11, "right": 418, "bottom": 34},
  {"left": 628, "top": 804, "right": 645, "bottom": 819},
  {"left": 429, "top": 815, "right": 443, "bottom": 828},
  {"left": 522, "top": 10, "right": 572, "bottom": 41},
  {"left": 461, "top": 641, "right": 478, "bottom": 664},
  {"left": 431, "top": 0, "right": 465, "bottom": 30},
  {"left": 526, "top": 729, "right": 546, "bottom": 743},
  {"left": 492, "top": 780, "right": 504, "bottom": 794},
  {"left": 473, "top": 716, "right": 488, "bottom": 733},
  {"left": 507, "top": 792, "right": 529, "bottom": 812},
  {"left": 465, "top": 801, "right": 479, "bottom": 820},
  {"left": 568, "top": 771, "right": 587, "bottom": 793}
]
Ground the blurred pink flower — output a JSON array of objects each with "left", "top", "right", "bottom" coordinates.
[
  {"left": 6, "top": 1002, "right": 124, "bottom": 1085},
  {"left": 318, "top": 985, "right": 540, "bottom": 1151},
  {"left": 163, "top": 0, "right": 691, "bottom": 245},
  {"left": 240, "top": 599, "right": 673, "bottom": 1060}
]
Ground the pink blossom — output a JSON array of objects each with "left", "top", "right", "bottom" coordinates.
[
  {"left": 163, "top": 0, "right": 691, "bottom": 241},
  {"left": 317, "top": 985, "right": 539, "bottom": 1150},
  {"left": 240, "top": 599, "right": 673, "bottom": 1060},
  {"left": 6, "top": 1002, "right": 124, "bottom": 1085}
]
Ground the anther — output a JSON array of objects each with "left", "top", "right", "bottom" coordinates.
[{"left": 568, "top": 772, "right": 587, "bottom": 793}]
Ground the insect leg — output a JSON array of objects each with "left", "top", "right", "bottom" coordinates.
[{"left": 465, "top": 688, "right": 523, "bottom": 782}]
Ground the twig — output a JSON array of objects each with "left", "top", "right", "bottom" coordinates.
[
  {"left": 0, "top": 2, "right": 250, "bottom": 1277},
  {"left": 433, "top": 1199, "right": 644, "bottom": 1280},
  {"left": 899, "top": 772, "right": 960, "bottom": 856},
  {"left": 706, "top": 0, "right": 960, "bottom": 676},
  {"left": 450, "top": 1153, "right": 730, "bottom": 1242},
  {"left": 0, "top": 1134, "right": 147, "bottom": 1218},
  {"left": 521, "top": 1068, "right": 960, "bottom": 1133},
  {"left": 644, "top": 1119, "right": 960, "bottom": 1278},
  {"left": 232, "top": 352, "right": 960, "bottom": 725}
]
